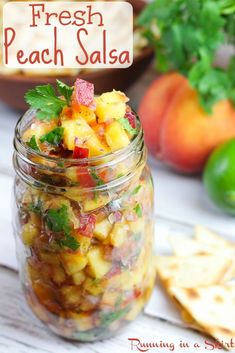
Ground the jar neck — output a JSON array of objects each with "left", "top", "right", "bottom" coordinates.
[{"left": 13, "top": 109, "right": 146, "bottom": 193}]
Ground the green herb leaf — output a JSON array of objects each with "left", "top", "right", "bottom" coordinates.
[
  {"left": 100, "top": 306, "right": 130, "bottom": 327},
  {"left": 56, "top": 80, "right": 74, "bottom": 106},
  {"left": 46, "top": 205, "right": 79, "bottom": 250},
  {"left": 28, "top": 199, "right": 43, "bottom": 215},
  {"left": 91, "top": 171, "right": 104, "bottom": 186},
  {"left": 59, "top": 234, "right": 80, "bottom": 251},
  {"left": 118, "top": 117, "right": 137, "bottom": 135},
  {"left": 134, "top": 203, "right": 142, "bottom": 218},
  {"left": 132, "top": 185, "right": 142, "bottom": 195},
  {"left": 27, "top": 135, "right": 40, "bottom": 151},
  {"left": 138, "top": 0, "right": 235, "bottom": 112},
  {"left": 25, "top": 84, "right": 66, "bottom": 121},
  {"left": 40, "top": 127, "right": 64, "bottom": 146}
]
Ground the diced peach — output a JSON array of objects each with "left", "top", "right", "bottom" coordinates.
[
  {"left": 82, "top": 193, "right": 111, "bottom": 212},
  {"left": 40, "top": 252, "right": 60, "bottom": 265},
  {"left": 60, "top": 285, "right": 81, "bottom": 307},
  {"left": 100, "top": 290, "right": 121, "bottom": 308},
  {"left": 62, "top": 117, "right": 110, "bottom": 156},
  {"left": 95, "top": 90, "right": 128, "bottom": 123},
  {"left": 87, "top": 247, "right": 111, "bottom": 279},
  {"left": 22, "top": 222, "right": 39, "bottom": 246},
  {"left": 84, "top": 278, "right": 104, "bottom": 295},
  {"left": 72, "top": 271, "right": 86, "bottom": 285},
  {"left": 94, "top": 218, "right": 112, "bottom": 240},
  {"left": 61, "top": 252, "right": 88, "bottom": 275},
  {"left": 52, "top": 266, "right": 66, "bottom": 285},
  {"left": 76, "top": 235, "right": 91, "bottom": 254},
  {"left": 105, "top": 121, "right": 130, "bottom": 151},
  {"left": 68, "top": 312, "right": 94, "bottom": 331},
  {"left": 73, "top": 105, "right": 96, "bottom": 125},
  {"left": 109, "top": 223, "right": 128, "bottom": 247}
]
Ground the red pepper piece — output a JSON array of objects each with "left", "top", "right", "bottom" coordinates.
[
  {"left": 78, "top": 214, "right": 96, "bottom": 237},
  {"left": 125, "top": 111, "right": 136, "bottom": 129},
  {"left": 76, "top": 166, "right": 96, "bottom": 187},
  {"left": 74, "top": 78, "right": 94, "bottom": 107},
  {"left": 73, "top": 146, "right": 89, "bottom": 159}
]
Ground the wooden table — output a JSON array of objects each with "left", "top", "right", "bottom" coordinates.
[{"left": 1, "top": 66, "right": 234, "bottom": 353}]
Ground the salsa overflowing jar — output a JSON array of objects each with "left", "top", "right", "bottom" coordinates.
[{"left": 12, "top": 78, "right": 155, "bottom": 341}]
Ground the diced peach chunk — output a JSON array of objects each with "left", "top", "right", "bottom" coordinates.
[
  {"left": 109, "top": 223, "right": 128, "bottom": 247},
  {"left": 95, "top": 90, "right": 128, "bottom": 123},
  {"left": 61, "top": 252, "right": 88, "bottom": 275},
  {"left": 62, "top": 117, "right": 110, "bottom": 155},
  {"left": 22, "top": 223, "right": 39, "bottom": 246},
  {"left": 94, "top": 218, "right": 112, "bottom": 240},
  {"left": 87, "top": 247, "right": 111, "bottom": 279},
  {"left": 105, "top": 121, "right": 130, "bottom": 151}
]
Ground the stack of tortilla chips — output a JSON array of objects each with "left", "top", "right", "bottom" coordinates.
[{"left": 155, "top": 226, "right": 235, "bottom": 349}]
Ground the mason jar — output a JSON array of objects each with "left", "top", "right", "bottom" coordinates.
[{"left": 12, "top": 109, "right": 155, "bottom": 341}]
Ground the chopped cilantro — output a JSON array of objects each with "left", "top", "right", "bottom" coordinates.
[
  {"left": 46, "top": 205, "right": 79, "bottom": 250},
  {"left": 118, "top": 117, "right": 137, "bottom": 135},
  {"left": 26, "top": 135, "right": 40, "bottom": 152},
  {"left": 132, "top": 185, "right": 142, "bottom": 195},
  {"left": 59, "top": 234, "right": 80, "bottom": 251},
  {"left": 28, "top": 199, "right": 43, "bottom": 215},
  {"left": 134, "top": 203, "right": 142, "bottom": 218},
  {"left": 100, "top": 306, "right": 130, "bottom": 327},
  {"left": 117, "top": 173, "right": 124, "bottom": 178},
  {"left": 138, "top": 0, "right": 235, "bottom": 113},
  {"left": 25, "top": 84, "right": 67, "bottom": 121},
  {"left": 39, "top": 127, "right": 64, "bottom": 146},
  {"left": 115, "top": 295, "right": 123, "bottom": 309},
  {"left": 91, "top": 171, "right": 104, "bottom": 186},
  {"left": 56, "top": 79, "right": 74, "bottom": 106}
]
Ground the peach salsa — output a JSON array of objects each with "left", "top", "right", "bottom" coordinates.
[{"left": 12, "top": 78, "right": 155, "bottom": 341}]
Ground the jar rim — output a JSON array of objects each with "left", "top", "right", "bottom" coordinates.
[{"left": 14, "top": 108, "right": 143, "bottom": 166}]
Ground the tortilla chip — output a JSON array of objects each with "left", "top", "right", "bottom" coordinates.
[
  {"left": 155, "top": 255, "right": 233, "bottom": 288},
  {"left": 195, "top": 226, "right": 231, "bottom": 248},
  {"left": 169, "top": 235, "right": 224, "bottom": 256},
  {"left": 171, "top": 284, "right": 235, "bottom": 348}
]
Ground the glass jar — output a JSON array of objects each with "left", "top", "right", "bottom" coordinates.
[{"left": 12, "top": 109, "right": 155, "bottom": 341}]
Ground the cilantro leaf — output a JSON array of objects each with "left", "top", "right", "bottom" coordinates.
[
  {"left": 25, "top": 84, "right": 66, "bottom": 121},
  {"left": 91, "top": 171, "right": 104, "bottom": 186},
  {"left": 118, "top": 117, "right": 137, "bottom": 135},
  {"left": 28, "top": 199, "right": 43, "bottom": 215},
  {"left": 46, "top": 205, "right": 79, "bottom": 250},
  {"left": 138, "top": 0, "right": 235, "bottom": 112},
  {"left": 132, "top": 185, "right": 142, "bottom": 195},
  {"left": 59, "top": 234, "right": 80, "bottom": 251},
  {"left": 100, "top": 306, "right": 130, "bottom": 327},
  {"left": 56, "top": 80, "right": 74, "bottom": 106},
  {"left": 134, "top": 203, "right": 142, "bottom": 218},
  {"left": 40, "top": 127, "right": 64, "bottom": 146},
  {"left": 27, "top": 135, "right": 40, "bottom": 152}
]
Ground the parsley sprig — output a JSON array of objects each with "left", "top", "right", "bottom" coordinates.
[
  {"left": 138, "top": 0, "right": 235, "bottom": 113},
  {"left": 25, "top": 80, "right": 74, "bottom": 121}
]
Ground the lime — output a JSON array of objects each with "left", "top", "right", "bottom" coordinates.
[{"left": 203, "top": 139, "right": 235, "bottom": 216}]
